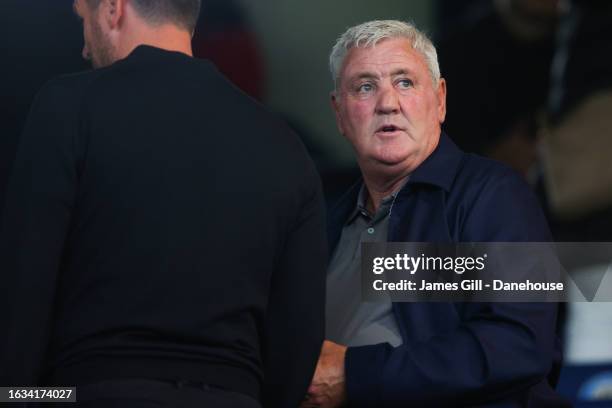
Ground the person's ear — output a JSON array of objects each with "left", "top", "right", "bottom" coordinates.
[
  {"left": 436, "top": 78, "right": 447, "bottom": 124},
  {"left": 331, "top": 91, "right": 345, "bottom": 136},
  {"left": 103, "top": 0, "right": 125, "bottom": 29}
]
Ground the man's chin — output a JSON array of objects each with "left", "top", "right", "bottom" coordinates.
[
  {"left": 371, "top": 150, "right": 414, "bottom": 167},
  {"left": 365, "top": 157, "right": 411, "bottom": 175},
  {"left": 363, "top": 151, "right": 422, "bottom": 176}
]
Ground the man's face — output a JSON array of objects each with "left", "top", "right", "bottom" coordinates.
[
  {"left": 332, "top": 38, "right": 446, "bottom": 175},
  {"left": 74, "top": 0, "right": 117, "bottom": 68}
]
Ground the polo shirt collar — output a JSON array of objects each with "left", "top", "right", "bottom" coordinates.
[{"left": 346, "top": 183, "right": 401, "bottom": 224}]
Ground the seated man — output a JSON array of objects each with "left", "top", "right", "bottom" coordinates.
[{"left": 305, "top": 20, "right": 567, "bottom": 407}]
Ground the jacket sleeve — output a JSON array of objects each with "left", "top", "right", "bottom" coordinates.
[
  {"left": 345, "top": 171, "right": 560, "bottom": 407},
  {"left": 0, "top": 79, "right": 79, "bottom": 385},
  {"left": 261, "top": 162, "right": 328, "bottom": 408}
]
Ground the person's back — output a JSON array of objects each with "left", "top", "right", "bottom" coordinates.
[{"left": 0, "top": 1, "right": 327, "bottom": 407}]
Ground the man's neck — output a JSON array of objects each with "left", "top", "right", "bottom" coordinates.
[
  {"left": 362, "top": 173, "right": 410, "bottom": 213},
  {"left": 360, "top": 130, "right": 442, "bottom": 213},
  {"left": 118, "top": 24, "right": 194, "bottom": 59}
]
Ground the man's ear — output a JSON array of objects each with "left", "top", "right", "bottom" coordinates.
[
  {"left": 437, "top": 78, "right": 447, "bottom": 124},
  {"left": 103, "top": 0, "right": 125, "bottom": 29},
  {"left": 331, "top": 91, "right": 345, "bottom": 136}
]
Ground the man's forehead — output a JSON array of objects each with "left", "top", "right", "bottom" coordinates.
[{"left": 342, "top": 40, "right": 425, "bottom": 79}]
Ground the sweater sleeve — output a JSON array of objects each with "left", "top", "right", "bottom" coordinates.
[
  {"left": 261, "top": 155, "right": 328, "bottom": 408},
  {"left": 0, "top": 79, "right": 80, "bottom": 385}
]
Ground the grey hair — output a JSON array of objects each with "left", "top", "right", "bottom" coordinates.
[{"left": 329, "top": 20, "right": 440, "bottom": 89}]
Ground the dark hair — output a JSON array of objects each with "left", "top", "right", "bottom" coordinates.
[{"left": 87, "top": 0, "right": 201, "bottom": 32}]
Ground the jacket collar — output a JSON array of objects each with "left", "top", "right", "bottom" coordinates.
[
  {"left": 405, "top": 131, "right": 464, "bottom": 193},
  {"left": 328, "top": 131, "right": 464, "bottom": 251}
]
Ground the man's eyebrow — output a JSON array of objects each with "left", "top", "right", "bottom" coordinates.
[
  {"left": 349, "top": 72, "right": 380, "bottom": 82},
  {"left": 349, "top": 69, "right": 415, "bottom": 82},
  {"left": 390, "top": 68, "right": 414, "bottom": 77}
]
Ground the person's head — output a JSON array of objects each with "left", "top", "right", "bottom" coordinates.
[
  {"left": 73, "top": 0, "right": 201, "bottom": 68},
  {"left": 329, "top": 20, "right": 446, "bottom": 180}
]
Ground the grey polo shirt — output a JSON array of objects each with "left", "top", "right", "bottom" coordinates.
[{"left": 325, "top": 184, "right": 403, "bottom": 347}]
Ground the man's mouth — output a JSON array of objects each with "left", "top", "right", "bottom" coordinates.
[{"left": 376, "top": 125, "right": 402, "bottom": 133}]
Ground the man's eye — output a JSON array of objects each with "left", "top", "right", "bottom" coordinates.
[
  {"left": 397, "top": 79, "right": 413, "bottom": 89},
  {"left": 357, "top": 83, "right": 374, "bottom": 93}
]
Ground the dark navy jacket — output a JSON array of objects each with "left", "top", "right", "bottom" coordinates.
[{"left": 328, "top": 133, "right": 568, "bottom": 407}]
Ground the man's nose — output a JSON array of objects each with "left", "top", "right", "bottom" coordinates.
[{"left": 376, "top": 86, "right": 400, "bottom": 114}]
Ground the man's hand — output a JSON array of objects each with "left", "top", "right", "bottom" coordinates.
[{"left": 301, "top": 340, "right": 348, "bottom": 408}]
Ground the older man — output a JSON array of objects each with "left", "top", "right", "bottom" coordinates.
[
  {"left": 305, "top": 20, "right": 566, "bottom": 407},
  {"left": 0, "top": 0, "right": 327, "bottom": 407}
]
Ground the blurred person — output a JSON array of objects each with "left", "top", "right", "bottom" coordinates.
[
  {"left": 542, "top": 1, "right": 612, "bottom": 404},
  {"left": 542, "top": 0, "right": 612, "bottom": 241},
  {"left": 303, "top": 20, "right": 567, "bottom": 407},
  {"left": 0, "top": 0, "right": 327, "bottom": 407},
  {"left": 437, "top": 0, "right": 562, "bottom": 178},
  {"left": 191, "top": 0, "right": 265, "bottom": 100}
]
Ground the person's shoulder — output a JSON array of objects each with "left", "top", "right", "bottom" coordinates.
[
  {"left": 455, "top": 152, "right": 529, "bottom": 196},
  {"left": 454, "top": 153, "right": 550, "bottom": 241},
  {"left": 451, "top": 152, "right": 541, "bottom": 220},
  {"left": 24, "top": 69, "right": 108, "bottom": 125},
  {"left": 191, "top": 60, "right": 311, "bottom": 155},
  {"left": 190, "top": 59, "right": 283, "bottom": 123},
  {"left": 34, "top": 67, "right": 109, "bottom": 106}
]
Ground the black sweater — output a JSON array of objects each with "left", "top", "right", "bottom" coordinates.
[{"left": 0, "top": 45, "right": 327, "bottom": 408}]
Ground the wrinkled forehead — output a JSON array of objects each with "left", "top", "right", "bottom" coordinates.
[{"left": 340, "top": 38, "right": 427, "bottom": 81}]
